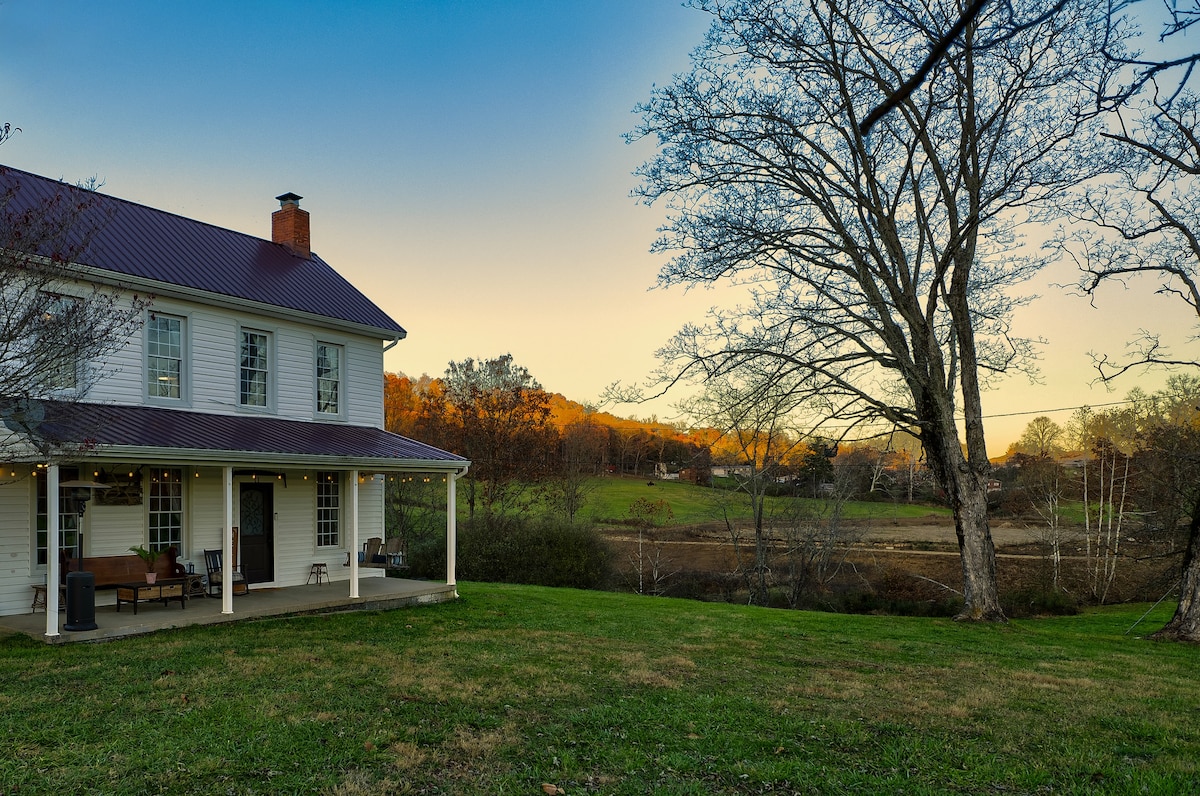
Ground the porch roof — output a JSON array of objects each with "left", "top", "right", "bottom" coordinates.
[{"left": 22, "top": 401, "right": 468, "bottom": 471}]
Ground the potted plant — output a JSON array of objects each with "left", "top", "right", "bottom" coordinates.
[{"left": 129, "top": 545, "right": 160, "bottom": 583}]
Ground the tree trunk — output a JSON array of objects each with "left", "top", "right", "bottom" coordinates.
[
  {"left": 923, "top": 400, "right": 1006, "bottom": 622},
  {"left": 1152, "top": 497, "right": 1200, "bottom": 642},
  {"left": 951, "top": 474, "right": 1004, "bottom": 621}
]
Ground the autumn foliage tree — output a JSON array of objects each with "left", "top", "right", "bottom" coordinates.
[{"left": 434, "top": 355, "right": 556, "bottom": 519}]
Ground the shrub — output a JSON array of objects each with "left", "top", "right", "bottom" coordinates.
[
  {"left": 457, "top": 515, "right": 615, "bottom": 590},
  {"left": 1001, "top": 588, "right": 1079, "bottom": 618},
  {"left": 404, "top": 536, "right": 447, "bottom": 580}
]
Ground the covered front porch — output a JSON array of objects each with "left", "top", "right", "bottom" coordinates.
[
  {"left": 1, "top": 575, "right": 457, "bottom": 644},
  {"left": 3, "top": 401, "right": 469, "bottom": 641}
]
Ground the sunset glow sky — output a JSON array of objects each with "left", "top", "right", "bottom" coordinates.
[{"left": 2, "top": 1, "right": 1196, "bottom": 451}]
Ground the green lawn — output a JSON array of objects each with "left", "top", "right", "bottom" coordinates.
[
  {"left": 1, "top": 584, "right": 1196, "bottom": 794},
  {"left": 581, "top": 475, "right": 951, "bottom": 526}
]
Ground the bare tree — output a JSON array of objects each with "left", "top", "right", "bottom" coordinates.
[
  {"left": 625, "top": 497, "right": 677, "bottom": 596},
  {"left": 864, "top": 2, "right": 1200, "bottom": 133},
  {"left": 0, "top": 158, "right": 145, "bottom": 460},
  {"left": 545, "top": 417, "right": 607, "bottom": 521},
  {"left": 1011, "top": 452, "right": 1073, "bottom": 591},
  {"left": 631, "top": 0, "right": 1119, "bottom": 620},
  {"left": 681, "top": 367, "right": 807, "bottom": 605},
  {"left": 773, "top": 465, "right": 864, "bottom": 609}
]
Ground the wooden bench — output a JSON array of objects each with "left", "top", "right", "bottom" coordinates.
[{"left": 60, "top": 547, "right": 184, "bottom": 588}]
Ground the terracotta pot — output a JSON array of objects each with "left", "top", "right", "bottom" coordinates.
[{"left": 145, "top": 572, "right": 157, "bottom": 584}]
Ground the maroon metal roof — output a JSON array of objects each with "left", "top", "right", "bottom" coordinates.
[
  {"left": 0, "top": 165, "right": 405, "bottom": 335},
  {"left": 30, "top": 402, "right": 466, "bottom": 467}
]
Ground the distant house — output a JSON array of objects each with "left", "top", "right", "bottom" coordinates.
[{"left": 0, "top": 166, "right": 468, "bottom": 635}]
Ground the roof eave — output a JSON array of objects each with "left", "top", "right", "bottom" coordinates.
[{"left": 60, "top": 444, "right": 469, "bottom": 472}]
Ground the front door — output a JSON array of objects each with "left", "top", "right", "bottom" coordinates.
[{"left": 239, "top": 483, "right": 274, "bottom": 584}]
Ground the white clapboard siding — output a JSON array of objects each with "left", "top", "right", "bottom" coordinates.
[{"left": 0, "top": 478, "right": 33, "bottom": 617}]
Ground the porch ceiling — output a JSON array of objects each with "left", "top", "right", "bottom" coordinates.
[{"left": 12, "top": 401, "right": 469, "bottom": 471}]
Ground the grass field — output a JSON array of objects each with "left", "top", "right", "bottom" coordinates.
[
  {"left": 580, "top": 476, "right": 952, "bottom": 527},
  {"left": 2, "top": 583, "right": 1196, "bottom": 794}
]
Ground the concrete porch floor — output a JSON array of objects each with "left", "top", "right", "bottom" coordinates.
[{"left": 0, "top": 576, "right": 458, "bottom": 644}]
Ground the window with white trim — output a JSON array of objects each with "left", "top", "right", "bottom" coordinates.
[
  {"left": 39, "top": 293, "right": 81, "bottom": 391},
  {"left": 316, "top": 343, "right": 342, "bottom": 415},
  {"left": 35, "top": 467, "right": 79, "bottom": 566},
  {"left": 147, "top": 468, "right": 183, "bottom": 553},
  {"left": 147, "top": 313, "right": 184, "bottom": 399},
  {"left": 239, "top": 329, "right": 270, "bottom": 407},
  {"left": 316, "top": 471, "right": 340, "bottom": 547}
]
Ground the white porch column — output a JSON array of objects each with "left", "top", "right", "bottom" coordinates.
[
  {"left": 447, "top": 469, "right": 459, "bottom": 592},
  {"left": 349, "top": 469, "right": 360, "bottom": 599},
  {"left": 45, "top": 464, "right": 60, "bottom": 639},
  {"left": 222, "top": 465, "right": 234, "bottom": 615}
]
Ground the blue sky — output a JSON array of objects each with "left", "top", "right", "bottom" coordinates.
[{"left": 1, "top": 1, "right": 1195, "bottom": 450}]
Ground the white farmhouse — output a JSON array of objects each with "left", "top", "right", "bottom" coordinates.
[{"left": 0, "top": 166, "right": 468, "bottom": 637}]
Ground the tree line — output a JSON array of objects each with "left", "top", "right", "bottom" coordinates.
[
  {"left": 993, "top": 375, "right": 1200, "bottom": 637},
  {"left": 384, "top": 356, "right": 714, "bottom": 521}
]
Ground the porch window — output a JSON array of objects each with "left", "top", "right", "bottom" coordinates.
[
  {"left": 316, "top": 343, "right": 342, "bottom": 415},
  {"left": 147, "top": 313, "right": 184, "bottom": 399},
  {"left": 35, "top": 467, "right": 80, "bottom": 566},
  {"left": 239, "top": 329, "right": 270, "bottom": 407},
  {"left": 148, "top": 468, "right": 183, "bottom": 553},
  {"left": 316, "top": 471, "right": 340, "bottom": 547}
]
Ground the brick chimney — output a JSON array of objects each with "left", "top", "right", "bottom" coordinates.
[{"left": 272, "top": 192, "right": 310, "bottom": 258}]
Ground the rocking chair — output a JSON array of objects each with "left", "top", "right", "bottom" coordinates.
[{"left": 204, "top": 529, "right": 247, "bottom": 596}]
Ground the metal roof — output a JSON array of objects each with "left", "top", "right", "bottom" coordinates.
[
  {"left": 28, "top": 402, "right": 467, "bottom": 470},
  {"left": 0, "top": 165, "right": 406, "bottom": 336}
]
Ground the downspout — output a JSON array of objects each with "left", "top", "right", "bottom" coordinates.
[{"left": 383, "top": 335, "right": 403, "bottom": 353}]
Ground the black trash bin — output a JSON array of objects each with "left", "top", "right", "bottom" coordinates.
[{"left": 64, "top": 570, "right": 97, "bottom": 631}]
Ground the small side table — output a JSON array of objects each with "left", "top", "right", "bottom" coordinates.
[
  {"left": 307, "top": 562, "right": 329, "bottom": 585},
  {"left": 30, "top": 584, "right": 67, "bottom": 614},
  {"left": 184, "top": 573, "right": 206, "bottom": 599}
]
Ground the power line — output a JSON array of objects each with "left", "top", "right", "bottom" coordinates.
[{"left": 981, "top": 399, "right": 1139, "bottom": 420}]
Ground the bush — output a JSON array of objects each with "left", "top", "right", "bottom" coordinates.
[
  {"left": 404, "top": 536, "right": 447, "bottom": 580},
  {"left": 1001, "top": 588, "right": 1079, "bottom": 618},
  {"left": 457, "top": 515, "right": 615, "bottom": 590}
]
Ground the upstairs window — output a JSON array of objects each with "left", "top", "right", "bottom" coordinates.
[
  {"left": 39, "top": 294, "right": 81, "bottom": 391},
  {"left": 146, "top": 314, "right": 184, "bottom": 399},
  {"left": 239, "top": 329, "right": 270, "bottom": 407},
  {"left": 316, "top": 343, "right": 342, "bottom": 415}
]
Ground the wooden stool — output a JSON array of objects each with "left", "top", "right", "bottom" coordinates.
[
  {"left": 30, "top": 584, "right": 66, "bottom": 613},
  {"left": 307, "top": 562, "right": 329, "bottom": 585}
]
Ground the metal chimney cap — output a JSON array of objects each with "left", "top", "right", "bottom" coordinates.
[{"left": 275, "top": 192, "right": 303, "bottom": 207}]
